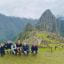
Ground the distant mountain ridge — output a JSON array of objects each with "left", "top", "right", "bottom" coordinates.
[
  {"left": 57, "top": 17, "right": 64, "bottom": 36},
  {"left": 0, "top": 14, "right": 37, "bottom": 41},
  {"left": 0, "top": 9, "right": 64, "bottom": 41}
]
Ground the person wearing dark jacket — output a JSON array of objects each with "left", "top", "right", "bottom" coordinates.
[
  {"left": 31, "top": 44, "right": 38, "bottom": 54},
  {"left": 4, "top": 42, "right": 12, "bottom": 54},
  {"left": 4, "top": 41, "right": 12, "bottom": 49},
  {"left": 22, "top": 43, "right": 29, "bottom": 55},
  {"left": 0, "top": 44, "right": 5, "bottom": 56},
  {"left": 16, "top": 40, "right": 22, "bottom": 55}
]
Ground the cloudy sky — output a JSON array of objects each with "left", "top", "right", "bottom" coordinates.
[{"left": 0, "top": 0, "right": 64, "bottom": 19}]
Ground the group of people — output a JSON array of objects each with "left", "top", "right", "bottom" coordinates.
[{"left": 0, "top": 40, "right": 38, "bottom": 56}]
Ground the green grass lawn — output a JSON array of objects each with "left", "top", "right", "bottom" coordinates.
[{"left": 0, "top": 48, "right": 64, "bottom": 64}]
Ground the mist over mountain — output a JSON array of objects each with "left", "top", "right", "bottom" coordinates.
[
  {"left": 0, "top": 14, "right": 37, "bottom": 41},
  {"left": 0, "top": 9, "right": 64, "bottom": 41}
]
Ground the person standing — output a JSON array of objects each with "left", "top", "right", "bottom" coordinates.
[
  {"left": 22, "top": 43, "right": 29, "bottom": 55},
  {"left": 16, "top": 40, "right": 22, "bottom": 55},
  {"left": 0, "top": 43, "right": 5, "bottom": 56},
  {"left": 11, "top": 43, "right": 16, "bottom": 55},
  {"left": 4, "top": 41, "right": 13, "bottom": 54},
  {"left": 31, "top": 44, "right": 38, "bottom": 55}
]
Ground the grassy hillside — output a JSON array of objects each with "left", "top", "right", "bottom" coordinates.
[
  {"left": 36, "top": 32, "right": 64, "bottom": 43},
  {"left": 20, "top": 31, "right": 64, "bottom": 45}
]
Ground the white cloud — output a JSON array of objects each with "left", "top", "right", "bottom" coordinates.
[{"left": 0, "top": 0, "right": 64, "bottom": 19}]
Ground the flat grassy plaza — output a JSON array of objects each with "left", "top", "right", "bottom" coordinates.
[{"left": 0, "top": 48, "right": 64, "bottom": 64}]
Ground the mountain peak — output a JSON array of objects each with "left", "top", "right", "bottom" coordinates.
[
  {"left": 40, "top": 9, "right": 54, "bottom": 19},
  {"left": 44, "top": 9, "right": 52, "bottom": 13},
  {"left": 36, "top": 9, "right": 57, "bottom": 32}
]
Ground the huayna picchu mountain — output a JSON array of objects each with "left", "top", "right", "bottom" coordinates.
[{"left": 36, "top": 9, "right": 57, "bottom": 33}]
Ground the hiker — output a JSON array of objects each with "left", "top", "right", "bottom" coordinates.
[
  {"left": 22, "top": 43, "right": 29, "bottom": 55},
  {"left": 16, "top": 40, "right": 22, "bottom": 55},
  {"left": 0, "top": 43, "right": 5, "bottom": 56},
  {"left": 26, "top": 43, "right": 30, "bottom": 55},
  {"left": 31, "top": 44, "right": 38, "bottom": 54},
  {"left": 4, "top": 41, "right": 13, "bottom": 54},
  {"left": 11, "top": 43, "right": 16, "bottom": 55}
]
